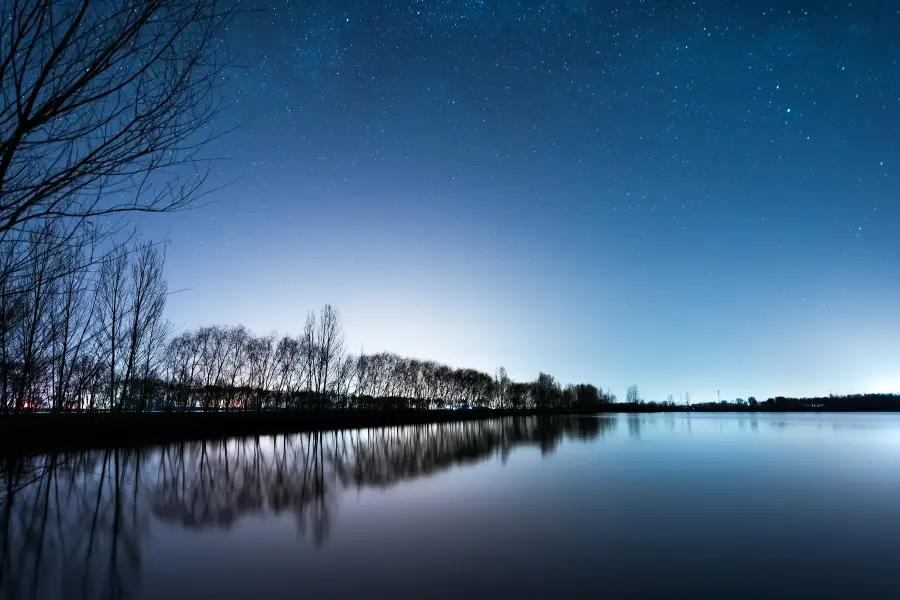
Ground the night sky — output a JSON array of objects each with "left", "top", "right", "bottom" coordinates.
[{"left": 146, "top": 0, "right": 899, "bottom": 402}]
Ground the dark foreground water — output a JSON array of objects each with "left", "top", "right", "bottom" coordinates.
[{"left": 3, "top": 413, "right": 900, "bottom": 600}]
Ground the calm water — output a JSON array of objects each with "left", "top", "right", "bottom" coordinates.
[{"left": 3, "top": 413, "right": 900, "bottom": 599}]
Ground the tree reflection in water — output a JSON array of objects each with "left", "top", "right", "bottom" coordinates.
[
  {"left": 0, "top": 449, "right": 146, "bottom": 600},
  {"left": 0, "top": 415, "right": 613, "bottom": 600}
]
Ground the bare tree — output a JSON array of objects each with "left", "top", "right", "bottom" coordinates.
[
  {"left": 97, "top": 247, "right": 129, "bottom": 410},
  {"left": 11, "top": 224, "right": 61, "bottom": 410},
  {"left": 311, "top": 305, "right": 344, "bottom": 410},
  {"left": 165, "top": 331, "right": 200, "bottom": 411},
  {"left": 0, "top": 242, "right": 24, "bottom": 411},
  {"left": 494, "top": 367, "right": 510, "bottom": 409},
  {"left": 245, "top": 333, "right": 276, "bottom": 411},
  {"left": 136, "top": 314, "right": 170, "bottom": 411},
  {"left": 48, "top": 237, "right": 96, "bottom": 412},
  {"left": 533, "top": 372, "right": 560, "bottom": 409},
  {"left": 572, "top": 383, "right": 600, "bottom": 409},
  {"left": 223, "top": 325, "right": 248, "bottom": 408},
  {"left": 274, "top": 335, "right": 308, "bottom": 409},
  {"left": 120, "top": 242, "right": 167, "bottom": 409},
  {"left": 301, "top": 312, "right": 316, "bottom": 401},
  {"left": 0, "top": 0, "right": 234, "bottom": 240},
  {"left": 332, "top": 354, "right": 355, "bottom": 409},
  {"left": 626, "top": 384, "right": 641, "bottom": 404}
]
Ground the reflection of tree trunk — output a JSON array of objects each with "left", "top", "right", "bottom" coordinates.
[
  {"left": 23, "top": 454, "right": 56, "bottom": 598},
  {"left": 199, "top": 441, "right": 208, "bottom": 520},
  {"left": 105, "top": 447, "right": 136, "bottom": 600},
  {"left": 0, "top": 449, "right": 155, "bottom": 600},
  {"left": 83, "top": 450, "right": 110, "bottom": 600},
  {"left": 180, "top": 444, "right": 186, "bottom": 504},
  {"left": 0, "top": 460, "right": 20, "bottom": 597},
  {"left": 133, "top": 452, "right": 142, "bottom": 535},
  {"left": 109, "top": 448, "right": 123, "bottom": 599},
  {"left": 53, "top": 460, "right": 67, "bottom": 565},
  {"left": 224, "top": 439, "right": 230, "bottom": 481}
]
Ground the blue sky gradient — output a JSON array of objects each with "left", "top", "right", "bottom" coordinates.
[{"left": 142, "top": 0, "right": 899, "bottom": 402}]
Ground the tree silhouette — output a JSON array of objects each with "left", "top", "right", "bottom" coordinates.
[
  {"left": 626, "top": 385, "right": 640, "bottom": 404},
  {"left": 0, "top": 0, "right": 232, "bottom": 235}
]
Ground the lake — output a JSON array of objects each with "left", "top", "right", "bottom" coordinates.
[{"left": 3, "top": 413, "right": 900, "bottom": 599}]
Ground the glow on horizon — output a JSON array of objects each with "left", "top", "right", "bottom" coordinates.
[{"left": 152, "top": 0, "right": 898, "bottom": 404}]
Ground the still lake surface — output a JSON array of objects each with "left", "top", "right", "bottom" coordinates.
[{"left": 3, "top": 413, "right": 900, "bottom": 599}]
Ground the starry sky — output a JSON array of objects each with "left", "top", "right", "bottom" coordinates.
[{"left": 145, "top": 0, "right": 900, "bottom": 402}]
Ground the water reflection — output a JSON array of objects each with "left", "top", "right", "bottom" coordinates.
[
  {"left": 8, "top": 413, "right": 900, "bottom": 600},
  {"left": 627, "top": 414, "right": 641, "bottom": 438},
  {"left": 0, "top": 450, "right": 146, "bottom": 600},
  {"left": 0, "top": 416, "right": 611, "bottom": 600}
]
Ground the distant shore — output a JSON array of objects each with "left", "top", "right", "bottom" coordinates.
[{"left": 2, "top": 403, "right": 899, "bottom": 456}]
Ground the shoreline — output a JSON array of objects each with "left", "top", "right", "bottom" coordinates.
[
  {"left": 0, "top": 409, "right": 580, "bottom": 456},
  {"left": 1, "top": 406, "right": 898, "bottom": 456}
]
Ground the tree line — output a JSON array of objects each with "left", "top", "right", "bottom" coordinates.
[
  {"left": 4, "top": 228, "right": 897, "bottom": 415},
  {"left": 0, "top": 232, "right": 617, "bottom": 414},
  {"left": 0, "top": 227, "right": 169, "bottom": 414},
  {"left": 687, "top": 393, "right": 900, "bottom": 412}
]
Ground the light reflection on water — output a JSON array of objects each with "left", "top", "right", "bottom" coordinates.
[{"left": 2, "top": 413, "right": 900, "bottom": 599}]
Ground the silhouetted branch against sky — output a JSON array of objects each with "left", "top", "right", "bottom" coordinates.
[{"left": 0, "top": 0, "right": 236, "bottom": 232}]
